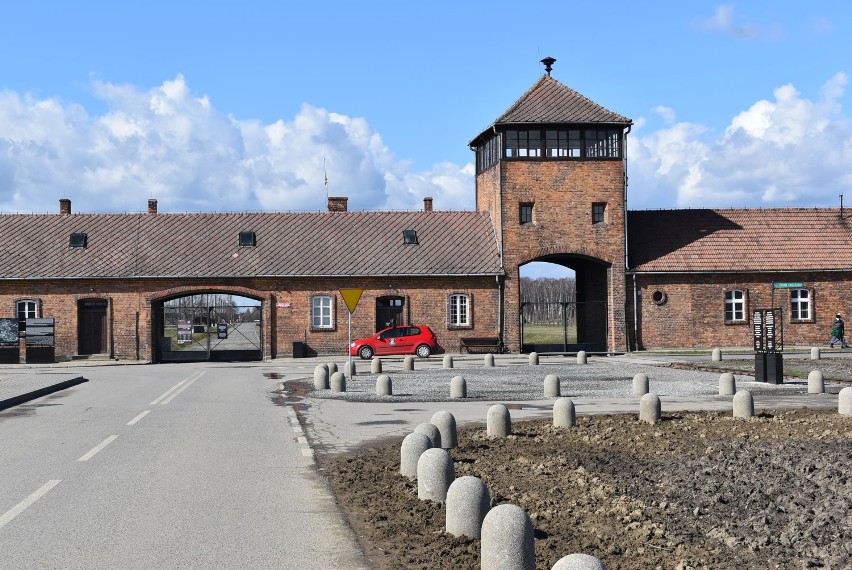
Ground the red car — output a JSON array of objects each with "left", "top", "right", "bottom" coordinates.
[{"left": 350, "top": 325, "right": 438, "bottom": 359}]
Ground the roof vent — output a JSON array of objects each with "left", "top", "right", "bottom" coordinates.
[
  {"left": 239, "top": 231, "right": 256, "bottom": 247},
  {"left": 403, "top": 229, "right": 418, "bottom": 245},
  {"left": 70, "top": 232, "right": 87, "bottom": 248}
]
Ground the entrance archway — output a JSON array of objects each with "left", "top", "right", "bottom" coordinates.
[
  {"left": 519, "top": 255, "right": 609, "bottom": 352},
  {"left": 154, "top": 293, "right": 262, "bottom": 362}
]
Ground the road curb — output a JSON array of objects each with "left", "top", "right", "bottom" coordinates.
[{"left": 0, "top": 376, "right": 88, "bottom": 411}]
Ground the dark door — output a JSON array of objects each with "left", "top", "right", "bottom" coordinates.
[
  {"left": 78, "top": 300, "right": 107, "bottom": 355},
  {"left": 376, "top": 296, "right": 404, "bottom": 331}
]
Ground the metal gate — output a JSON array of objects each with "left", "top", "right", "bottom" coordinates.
[
  {"left": 158, "top": 303, "right": 262, "bottom": 362},
  {"left": 520, "top": 301, "right": 607, "bottom": 353}
]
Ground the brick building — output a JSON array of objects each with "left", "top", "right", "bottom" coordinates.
[{"left": 1, "top": 58, "right": 850, "bottom": 362}]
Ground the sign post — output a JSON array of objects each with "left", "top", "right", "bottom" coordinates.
[{"left": 339, "top": 289, "right": 363, "bottom": 374}]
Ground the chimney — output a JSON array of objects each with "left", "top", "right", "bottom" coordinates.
[
  {"left": 148, "top": 199, "right": 158, "bottom": 214},
  {"left": 327, "top": 196, "right": 348, "bottom": 212},
  {"left": 59, "top": 199, "right": 71, "bottom": 215},
  {"left": 423, "top": 197, "right": 433, "bottom": 212}
]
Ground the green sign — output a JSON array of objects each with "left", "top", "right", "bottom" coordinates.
[{"left": 773, "top": 282, "right": 804, "bottom": 289}]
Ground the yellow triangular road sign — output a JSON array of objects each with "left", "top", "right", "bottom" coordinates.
[{"left": 339, "top": 288, "right": 363, "bottom": 314}]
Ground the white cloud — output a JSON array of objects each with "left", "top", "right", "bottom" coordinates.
[
  {"left": 0, "top": 75, "right": 473, "bottom": 214},
  {"left": 698, "top": 5, "right": 761, "bottom": 39},
  {"left": 628, "top": 72, "right": 852, "bottom": 209}
]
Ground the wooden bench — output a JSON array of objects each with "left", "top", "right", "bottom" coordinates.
[{"left": 460, "top": 337, "right": 503, "bottom": 354}]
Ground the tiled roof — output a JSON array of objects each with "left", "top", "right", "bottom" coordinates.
[
  {"left": 0, "top": 210, "right": 503, "bottom": 279},
  {"left": 470, "top": 75, "right": 632, "bottom": 146},
  {"left": 628, "top": 208, "right": 852, "bottom": 272}
]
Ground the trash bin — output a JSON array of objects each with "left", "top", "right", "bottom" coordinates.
[{"left": 292, "top": 341, "right": 304, "bottom": 359}]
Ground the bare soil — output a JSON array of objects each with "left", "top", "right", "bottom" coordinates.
[{"left": 318, "top": 359, "right": 852, "bottom": 570}]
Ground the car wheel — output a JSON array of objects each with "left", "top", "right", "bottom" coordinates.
[
  {"left": 359, "top": 346, "right": 374, "bottom": 360},
  {"left": 415, "top": 344, "right": 431, "bottom": 358}
]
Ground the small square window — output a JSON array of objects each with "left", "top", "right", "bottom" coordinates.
[
  {"left": 239, "top": 231, "right": 256, "bottom": 247},
  {"left": 519, "top": 204, "right": 533, "bottom": 225},
  {"left": 403, "top": 229, "right": 418, "bottom": 244},
  {"left": 592, "top": 203, "right": 606, "bottom": 224},
  {"left": 70, "top": 233, "right": 87, "bottom": 248}
]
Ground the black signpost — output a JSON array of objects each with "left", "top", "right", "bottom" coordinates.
[{"left": 753, "top": 308, "right": 783, "bottom": 384}]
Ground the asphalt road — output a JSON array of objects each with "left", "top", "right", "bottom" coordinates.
[{"left": 0, "top": 362, "right": 367, "bottom": 570}]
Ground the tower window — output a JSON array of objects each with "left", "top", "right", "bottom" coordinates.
[
  {"left": 592, "top": 203, "right": 606, "bottom": 224},
  {"left": 520, "top": 203, "right": 533, "bottom": 225}
]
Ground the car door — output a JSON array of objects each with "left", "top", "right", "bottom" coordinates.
[
  {"left": 394, "top": 327, "right": 416, "bottom": 354},
  {"left": 374, "top": 327, "right": 401, "bottom": 355}
]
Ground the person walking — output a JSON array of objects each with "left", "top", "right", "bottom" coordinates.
[{"left": 830, "top": 313, "right": 848, "bottom": 348}]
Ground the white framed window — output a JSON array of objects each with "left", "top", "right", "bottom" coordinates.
[
  {"left": 724, "top": 290, "right": 746, "bottom": 323},
  {"left": 16, "top": 299, "right": 39, "bottom": 336},
  {"left": 311, "top": 295, "right": 333, "bottom": 329},
  {"left": 790, "top": 288, "right": 811, "bottom": 321},
  {"left": 449, "top": 294, "right": 470, "bottom": 327}
]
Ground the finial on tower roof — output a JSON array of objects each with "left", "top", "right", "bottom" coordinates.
[{"left": 541, "top": 56, "right": 556, "bottom": 76}]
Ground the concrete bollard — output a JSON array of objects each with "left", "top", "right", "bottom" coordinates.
[
  {"left": 838, "top": 386, "right": 852, "bottom": 415},
  {"left": 446, "top": 476, "right": 491, "bottom": 538},
  {"left": 711, "top": 348, "right": 722, "bottom": 362},
  {"left": 544, "top": 374, "right": 561, "bottom": 398},
  {"left": 733, "top": 389, "right": 754, "bottom": 419},
  {"left": 484, "top": 353, "right": 495, "bottom": 367},
  {"left": 344, "top": 359, "right": 357, "bottom": 377},
  {"left": 811, "top": 347, "right": 821, "bottom": 360},
  {"left": 551, "top": 553, "right": 608, "bottom": 569},
  {"left": 450, "top": 375, "right": 467, "bottom": 398},
  {"left": 414, "top": 422, "right": 442, "bottom": 448},
  {"left": 808, "top": 370, "right": 824, "bottom": 394},
  {"left": 431, "top": 410, "right": 457, "bottom": 449},
  {"left": 486, "top": 404, "right": 512, "bottom": 437},
  {"left": 400, "top": 432, "right": 432, "bottom": 479},
  {"left": 553, "top": 397, "right": 576, "bottom": 428},
  {"left": 577, "top": 350, "right": 587, "bottom": 365},
  {"left": 639, "top": 392, "right": 661, "bottom": 424},
  {"left": 330, "top": 371, "right": 346, "bottom": 393},
  {"left": 313, "top": 365, "right": 329, "bottom": 390},
  {"left": 417, "top": 448, "right": 454, "bottom": 502},
  {"left": 403, "top": 355, "right": 414, "bottom": 371},
  {"left": 719, "top": 372, "right": 736, "bottom": 396},
  {"left": 376, "top": 374, "right": 393, "bottom": 396},
  {"left": 443, "top": 355, "right": 454, "bottom": 369},
  {"left": 481, "top": 504, "right": 535, "bottom": 570},
  {"left": 529, "top": 352, "right": 539, "bottom": 365},
  {"left": 327, "top": 362, "right": 338, "bottom": 374},
  {"left": 632, "top": 373, "right": 649, "bottom": 397},
  {"left": 370, "top": 357, "right": 382, "bottom": 374}
]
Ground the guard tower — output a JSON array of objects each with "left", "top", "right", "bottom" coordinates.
[{"left": 469, "top": 57, "right": 632, "bottom": 353}]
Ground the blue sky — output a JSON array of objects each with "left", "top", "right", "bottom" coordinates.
[{"left": 1, "top": 1, "right": 851, "bottom": 231}]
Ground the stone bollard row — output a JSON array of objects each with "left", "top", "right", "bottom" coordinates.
[
  {"left": 376, "top": 374, "right": 392, "bottom": 396},
  {"left": 577, "top": 350, "right": 587, "bottom": 365},
  {"left": 639, "top": 392, "right": 661, "bottom": 424},
  {"left": 839, "top": 386, "right": 852, "bottom": 415},
  {"left": 313, "top": 365, "right": 329, "bottom": 389},
  {"left": 371, "top": 357, "right": 382, "bottom": 374},
  {"left": 484, "top": 353, "right": 495, "bottom": 367},
  {"left": 481, "top": 504, "right": 535, "bottom": 570},
  {"left": 553, "top": 397, "right": 576, "bottom": 428},
  {"left": 417, "top": 448, "right": 454, "bottom": 502},
  {"left": 632, "top": 373, "right": 649, "bottom": 397},
  {"left": 345, "top": 360, "right": 357, "bottom": 377},
  {"left": 330, "top": 371, "right": 346, "bottom": 392},
  {"left": 551, "top": 553, "right": 608, "bottom": 569},
  {"left": 811, "top": 347, "right": 821, "bottom": 360},
  {"left": 544, "top": 374, "right": 561, "bottom": 398},
  {"left": 808, "top": 370, "right": 824, "bottom": 394},
  {"left": 711, "top": 347, "right": 722, "bottom": 362},
  {"left": 450, "top": 375, "right": 467, "bottom": 398},
  {"left": 431, "top": 410, "right": 457, "bottom": 449},
  {"left": 400, "top": 432, "right": 432, "bottom": 479},
  {"left": 719, "top": 372, "right": 736, "bottom": 396},
  {"left": 487, "top": 404, "right": 512, "bottom": 437},
  {"left": 403, "top": 355, "right": 414, "bottom": 371},
  {"left": 446, "top": 476, "right": 490, "bottom": 539},
  {"left": 733, "top": 389, "right": 754, "bottom": 418},
  {"left": 443, "top": 355, "right": 454, "bottom": 369},
  {"left": 414, "top": 422, "right": 442, "bottom": 448},
  {"left": 529, "top": 352, "right": 539, "bottom": 365}
]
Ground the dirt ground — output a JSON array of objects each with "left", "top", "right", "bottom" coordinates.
[{"left": 317, "top": 359, "right": 852, "bottom": 570}]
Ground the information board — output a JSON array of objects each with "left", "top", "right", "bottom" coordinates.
[
  {"left": 752, "top": 308, "right": 782, "bottom": 353},
  {"left": 25, "top": 318, "right": 55, "bottom": 347}
]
